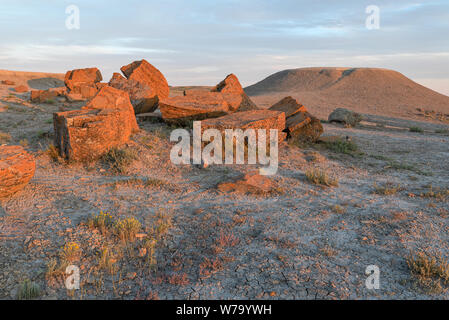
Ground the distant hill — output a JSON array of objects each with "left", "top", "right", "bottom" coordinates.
[{"left": 244, "top": 67, "right": 449, "bottom": 120}]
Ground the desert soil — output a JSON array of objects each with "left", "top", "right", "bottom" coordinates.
[{"left": 1, "top": 71, "right": 449, "bottom": 300}]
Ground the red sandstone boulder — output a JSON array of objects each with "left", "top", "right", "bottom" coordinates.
[
  {"left": 14, "top": 85, "right": 29, "bottom": 93},
  {"left": 269, "top": 97, "right": 323, "bottom": 142},
  {"left": 184, "top": 89, "right": 257, "bottom": 113},
  {"left": 211, "top": 74, "right": 258, "bottom": 112},
  {"left": 0, "top": 146, "right": 35, "bottom": 198},
  {"left": 53, "top": 86, "right": 139, "bottom": 161},
  {"left": 30, "top": 89, "right": 58, "bottom": 103},
  {"left": 31, "top": 87, "right": 67, "bottom": 103},
  {"left": 1, "top": 80, "right": 15, "bottom": 86},
  {"left": 217, "top": 171, "right": 276, "bottom": 195},
  {"left": 201, "top": 109, "right": 286, "bottom": 142},
  {"left": 159, "top": 95, "right": 229, "bottom": 124},
  {"left": 64, "top": 68, "right": 103, "bottom": 100},
  {"left": 108, "top": 72, "right": 158, "bottom": 114},
  {"left": 120, "top": 59, "right": 169, "bottom": 110},
  {"left": 212, "top": 74, "right": 244, "bottom": 94}
]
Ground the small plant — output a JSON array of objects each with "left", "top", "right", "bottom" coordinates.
[
  {"left": 323, "top": 137, "right": 361, "bottom": 156},
  {"left": 407, "top": 250, "right": 449, "bottom": 293},
  {"left": 0, "top": 132, "right": 11, "bottom": 144},
  {"left": 114, "top": 217, "right": 141, "bottom": 242},
  {"left": 409, "top": 126, "right": 424, "bottom": 133},
  {"left": 420, "top": 185, "right": 449, "bottom": 200},
  {"left": 435, "top": 128, "right": 449, "bottom": 134},
  {"left": 153, "top": 210, "right": 172, "bottom": 239},
  {"left": 97, "top": 248, "right": 118, "bottom": 274},
  {"left": 142, "top": 237, "right": 158, "bottom": 271},
  {"left": 373, "top": 182, "right": 403, "bottom": 195},
  {"left": 305, "top": 168, "right": 338, "bottom": 187},
  {"left": 16, "top": 280, "right": 41, "bottom": 300},
  {"left": 19, "top": 139, "right": 29, "bottom": 147},
  {"left": 331, "top": 204, "right": 346, "bottom": 214},
  {"left": 60, "top": 242, "right": 81, "bottom": 263},
  {"left": 87, "top": 211, "right": 114, "bottom": 235},
  {"left": 102, "top": 147, "right": 137, "bottom": 174},
  {"left": 386, "top": 161, "right": 432, "bottom": 176},
  {"left": 45, "top": 99, "right": 56, "bottom": 104},
  {"left": 46, "top": 144, "right": 63, "bottom": 162}
]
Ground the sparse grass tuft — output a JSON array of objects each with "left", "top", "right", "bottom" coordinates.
[
  {"left": 0, "top": 132, "right": 11, "bottom": 144},
  {"left": 407, "top": 250, "right": 449, "bottom": 294},
  {"left": 114, "top": 217, "right": 141, "bottom": 242},
  {"left": 420, "top": 185, "right": 449, "bottom": 201},
  {"left": 386, "top": 161, "right": 432, "bottom": 176},
  {"left": 97, "top": 248, "right": 118, "bottom": 274},
  {"left": 16, "top": 280, "right": 41, "bottom": 300},
  {"left": 142, "top": 237, "right": 158, "bottom": 271},
  {"left": 373, "top": 182, "right": 403, "bottom": 196},
  {"left": 409, "top": 126, "right": 424, "bottom": 133},
  {"left": 46, "top": 144, "right": 63, "bottom": 163},
  {"left": 152, "top": 210, "right": 172, "bottom": 239},
  {"left": 87, "top": 211, "right": 114, "bottom": 235},
  {"left": 19, "top": 139, "right": 29, "bottom": 147},
  {"left": 331, "top": 204, "right": 346, "bottom": 214},
  {"left": 102, "top": 147, "right": 137, "bottom": 174},
  {"left": 305, "top": 168, "right": 338, "bottom": 187},
  {"left": 323, "top": 138, "right": 361, "bottom": 156}
]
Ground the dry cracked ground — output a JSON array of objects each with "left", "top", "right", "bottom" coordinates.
[{"left": 1, "top": 89, "right": 449, "bottom": 300}]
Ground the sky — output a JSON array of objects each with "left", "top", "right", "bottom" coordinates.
[{"left": 0, "top": 0, "right": 448, "bottom": 95}]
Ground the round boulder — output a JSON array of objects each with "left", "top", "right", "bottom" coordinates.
[{"left": 328, "top": 108, "right": 363, "bottom": 127}]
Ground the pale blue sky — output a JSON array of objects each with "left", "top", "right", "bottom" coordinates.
[{"left": 1, "top": 0, "right": 448, "bottom": 95}]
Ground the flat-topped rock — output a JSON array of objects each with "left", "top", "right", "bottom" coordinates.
[
  {"left": 0, "top": 146, "right": 35, "bottom": 198},
  {"left": 201, "top": 110, "right": 286, "bottom": 142},
  {"left": 54, "top": 86, "right": 138, "bottom": 161},
  {"left": 1, "top": 80, "right": 15, "bottom": 86},
  {"left": 159, "top": 95, "right": 229, "bottom": 124}
]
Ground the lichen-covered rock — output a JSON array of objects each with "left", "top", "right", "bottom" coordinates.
[
  {"left": 269, "top": 96, "right": 323, "bottom": 142},
  {"left": 159, "top": 95, "right": 229, "bottom": 124},
  {"left": 201, "top": 109, "right": 286, "bottom": 142},
  {"left": 53, "top": 86, "right": 139, "bottom": 161},
  {"left": 269, "top": 96, "right": 307, "bottom": 118},
  {"left": 211, "top": 74, "right": 244, "bottom": 94},
  {"left": 328, "top": 108, "right": 363, "bottom": 127},
  {"left": 0, "top": 146, "right": 35, "bottom": 198},
  {"left": 211, "top": 74, "right": 258, "bottom": 112},
  {"left": 14, "top": 85, "right": 29, "bottom": 93},
  {"left": 108, "top": 72, "right": 158, "bottom": 114},
  {"left": 286, "top": 111, "right": 323, "bottom": 142},
  {"left": 30, "top": 89, "right": 58, "bottom": 103},
  {"left": 120, "top": 59, "right": 169, "bottom": 109},
  {"left": 64, "top": 68, "right": 103, "bottom": 100},
  {"left": 1, "top": 80, "right": 15, "bottom": 86}
]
